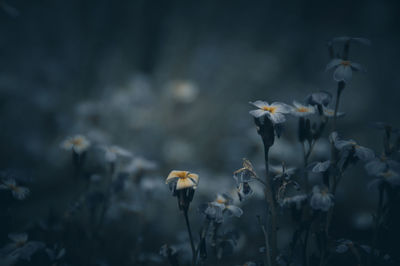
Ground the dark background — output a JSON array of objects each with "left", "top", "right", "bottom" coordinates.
[{"left": 0, "top": 0, "right": 400, "bottom": 265}]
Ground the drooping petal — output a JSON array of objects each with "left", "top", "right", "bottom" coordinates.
[
  {"left": 226, "top": 205, "right": 243, "bottom": 217},
  {"left": 269, "top": 112, "right": 286, "bottom": 124},
  {"left": 355, "top": 146, "right": 375, "bottom": 161},
  {"left": 187, "top": 173, "right": 199, "bottom": 185},
  {"left": 326, "top": 59, "right": 342, "bottom": 71},
  {"left": 176, "top": 178, "right": 196, "bottom": 190}
]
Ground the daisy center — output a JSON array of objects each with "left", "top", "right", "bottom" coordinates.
[
  {"left": 341, "top": 60, "right": 351, "bottom": 66},
  {"left": 262, "top": 106, "right": 276, "bottom": 113},
  {"left": 297, "top": 107, "right": 309, "bottom": 113}
]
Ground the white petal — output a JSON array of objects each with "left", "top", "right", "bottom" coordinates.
[
  {"left": 326, "top": 59, "right": 342, "bottom": 71},
  {"left": 355, "top": 146, "right": 375, "bottom": 161},
  {"left": 271, "top": 102, "right": 292, "bottom": 113},
  {"left": 249, "top": 109, "right": 267, "bottom": 118},
  {"left": 249, "top": 100, "right": 269, "bottom": 109},
  {"left": 269, "top": 112, "right": 286, "bottom": 124},
  {"left": 350, "top": 62, "right": 366, "bottom": 72},
  {"left": 334, "top": 65, "right": 352, "bottom": 83},
  {"left": 226, "top": 205, "right": 243, "bottom": 217}
]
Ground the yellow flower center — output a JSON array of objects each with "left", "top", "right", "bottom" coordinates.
[
  {"left": 262, "top": 106, "right": 276, "bottom": 113},
  {"left": 72, "top": 138, "right": 83, "bottom": 146},
  {"left": 341, "top": 60, "right": 351, "bottom": 66},
  {"left": 176, "top": 171, "right": 189, "bottom": 179},
  {"left": 297, "top": 107, "right": 309, "bottom": 113}
]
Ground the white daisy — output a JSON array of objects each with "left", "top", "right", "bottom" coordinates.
[{"left": 249, "top": 101, "right": 291, "bottom": 123}]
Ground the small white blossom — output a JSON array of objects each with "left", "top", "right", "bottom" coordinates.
[
  {"left": 290, "top": 101, "right": 315, "bottom": 117},
  {"left": 0, "top": 178, "right": 30, "bottom": 200},
  {"left": 322, "top": 106, "right": 345, "bottom": 118},
  {"left": 212, "top": 193, "right": 243, "bottom": 218},
  {"left": 332, "top": 133, "right": 375, "bottom": 161},
  {"left": 60, "top": 134, "right": 91, "bottom": 154},
  {"left": 100, "top": 145, "right": 132, "bottom": 162},
  {"left": 326, "top": 59, "right": 366, "bottom": 83},
  {"left": 249, "top": 101, "right": 291, "bottom": 123}
]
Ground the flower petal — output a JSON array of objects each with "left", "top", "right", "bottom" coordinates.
[
  {"left": 326, "top": 59, "right": 342, "bottom": 71},
  {"left": 249, "top": 109, "right": 267, "bottom": 118},
  {"left": 249, "top": 100, "right": 269, "bottom": 109},
  {"left": 334, "top": 65, "right": 352, "bottom": 83}
]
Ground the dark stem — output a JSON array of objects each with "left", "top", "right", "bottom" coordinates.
[
  {"left": 183, "top": 209, "right": 196, "bottom": 265},
  {"left": 257, "top": 215, "right": 272, "bottom": 266},
  {"left": 370, "top": 183, "right": 384, "bottom": 266},
  {"left": 262, "top": 146, "right": 278, "bottom": 266},
  {"left": 333, "top": 82, "right": 345, "bottom": 132}
]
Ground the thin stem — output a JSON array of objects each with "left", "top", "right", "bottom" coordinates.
[
  {"left": 262, "top": 147, "right": 278, "bottom": 266},
  {"left": 183, "top": 209, "right": 196, "bottom": 265},
  {"left": 369, "top": 184, "right": 384, "bottom": 266},
  {"left": 333, "top": 82, "right": 345, "bottom": 132},
  {"left": 257, "top": 215, "right": 272, "bottom": 266}
]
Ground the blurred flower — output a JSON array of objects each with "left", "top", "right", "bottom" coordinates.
[
  {"left": 332, "top": 133, "right": 375, "bottom": 161},
  {"left": 165, "top": 170, "right": 199, "bottom": 190},
  {"left": 212, "top": 193, "right": 243, "bottom": 218},
  {"left": 198, "top": 202, "right": 224, "bottom": 223},
  {"left": 60, "top": 134, "right": 90, "bottom": 154},
  {"left": 335, "top": 239, "right": 353, "bottom": 253},
  {"left": 326, "top": 59, "right": 366, "bottom": 83},
  {"left": 45, "top": 245, "right": 66, "bottom": 262},
  {"left": 322, "top": 106, "right": 345, "bottom": 118},
  {"left": 290, "top": 101, "right": 315, "bottom": 117},
  {"left": 168, "top": 80, "right": 199, "bottom": 103},
  {"left": 124, "top": 156, "right": 157, "bottom": 176},
  {"left": 306, "top": 91, "right": 332, "bottom": 107},
  {"left": 310, "top": 185, "right": 334, "bottom": 211},
  {"left": 311, "top": 160, "right": 331, "bottom": 173},
  {"left": 0, "top": 178, "right": 29, "bottom": 200},
  {"left": 0, "top": 233, "right": 45, "bottom": 261},
  {"left": 236, "top": 182, "right": 254, "bottom": 202},
  {"left": 369, "top": 169, "right": 400, "bottom": 187},
  {"left": 365, "top": 156, "right": 400, "bottom": 176},
  {"left": 100, "top": 145, "right": 132, "bottom": 163},
  {"left": 249, "top": 101, "right": 291, "bottom": 123}
]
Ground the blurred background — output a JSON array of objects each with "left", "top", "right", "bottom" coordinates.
[{"left": 0, "top": 0, "right": 400, "bottom": 265}]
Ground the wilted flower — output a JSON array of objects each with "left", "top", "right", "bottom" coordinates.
[
  {"left": 233, "top": 159, "right": 257, "bottom": 201},
  {"left": 236, "top": 182, "right": 254, "bottom": 202},
  {"left": 100, "top": 145, "right": 132, "bottom": 162},
  {"left": 60, "top": 134, "right": 91, "bottom": 154},
  {"left": 332, "top": 133, "right": 375, "bottom": 161},
  {"left": 249, "top": 101, "right": 291, "bottom": 123},
  {"left": 335, "top": 239, "right": 354, "bottom": 253},
  {"left": 0, "top": 178, "right": 30, "bottom": 200},
  {"left": 310, "top": 185, "right": 334, "bottom": 211},
  {"left": 326, "top": 58, "right": 366, "bottom": 83},
  {"left": 306, "top": 91, "right": 332, "bottom": 107},
  {"left": 212, "top": 193, "right": 243, "bottom": 218},
  {"left": 290, "top": 101, "right": 315, "bottom": 117},
  {"left": 322, "top": 106, "right": 345, "bottom": 118}
]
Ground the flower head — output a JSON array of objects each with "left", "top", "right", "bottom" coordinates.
[
  {"left": 306, "top": 91, "right": 332, "bottom": 106},
  {"left": 326, "top": 58, "right": 366, "bottom": 83},
  {"left": 0, "top": 178, "right": 30, "bottom": 200},
  {"left": 333, "top": 135, "right": 375, "bottom": 161},
  {"left": 249, "top": 101, "right": 291, "bottom": 123},
  {"left": 165, "top": 170, "right": 199, "bottom": 190},
  {"left": 290, "top": 101, "right": 315, "bottom": 117},
  {"left": 280, "top": 194, "right": 308, "bottom": 210},
  {"left": 61, "top": 134, "right": 91, "bottom": 154},
  {"left": 212, "top": 193, "right": 243, "bottom": 218},
  {"left": 100, "top": 145, "right": 132, "bottom": 163},
  {"left": 310, "top": 185, "right": 334, "bottom": 211}
]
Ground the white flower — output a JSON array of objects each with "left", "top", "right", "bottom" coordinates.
[
  {"left": 100, "top": 145, "right": 132, "bottom": 162},
  {"left": 310, "top": 186, "right": 334, "bottom": 211},
  {"left": 322, "top": 106, "right": 345, "bottom": 117},
  {"left": 249, "top": 101, "right": 291, "bottom": 123},
  {"left": 326, "top": 59, "right": 366, "bottom": 83},
  {"left": 306, "top": 91, "right": 332, "bottom": 106},
  {"left": 280, "top": 194, "right": 308, "bottom": 209},
  {"left": 290, "top": 101, "right": 315, "bottom": 117},
  {"left": 212, "top": 193, "right": 243, "bottom": 218},
  {"left": 333, "top": 136, "right": 375, "bottom": 161},
  {"left": 60, "top": 134, "right": 91, "bottom": 154},
  {"left": 0, "top": 178, "right": 30, "bottom": 200},
  {"left": 124, "top": 157, "right": 157, "bottom": 174}
]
